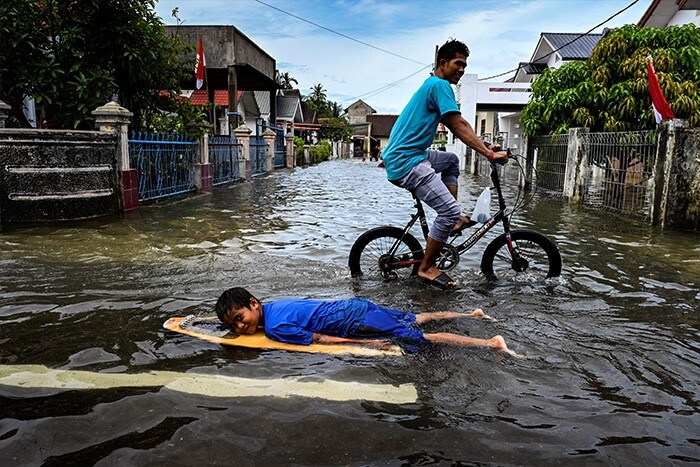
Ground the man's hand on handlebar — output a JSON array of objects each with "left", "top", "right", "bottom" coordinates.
[{"left": 489, "top": 150, "right": 509, "bottom": 165}]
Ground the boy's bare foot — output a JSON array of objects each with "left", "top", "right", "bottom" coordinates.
[
  {"left": 466, "top": 308, "right": 496, "bottom": 321},
  {"left": 489, "top": 335, "right": 525, "bottom": 359}
]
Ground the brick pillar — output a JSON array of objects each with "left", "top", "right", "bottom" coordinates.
[
  {"left": 285, "top": 133, "right": 295, "bottom": 168},
  {"left": 234, "top": 124, "right": 252, "bottom": 181},
  {"left": 262, "top": 128, "right": 276, "bottom": 172},
  {"left": 92, "top": 102, "right": 137, "bottom": 212},
  {"left": 189, "top": 121, "right": 212, "bottom": 192}
]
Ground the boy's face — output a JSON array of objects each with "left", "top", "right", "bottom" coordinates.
[
  {"left": 222, "top": 297, "right": 262, "bottom": 334},
  {"left": 439, "top": 53, "right": 468, "bottom": 84}
]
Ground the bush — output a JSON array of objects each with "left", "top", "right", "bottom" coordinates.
[{"left": 309, "top": 141, "right": 332, "bottom": 162}]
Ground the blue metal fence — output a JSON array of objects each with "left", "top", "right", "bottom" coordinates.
[
  {"left": 210, "top": 135, "right": 242, "bottom": 185},
  {"left": 128, "top": 131, "right": 198, "bottom": 201},
  {"left": 250, "top": 141, "right": 268, "bottom": 175}
]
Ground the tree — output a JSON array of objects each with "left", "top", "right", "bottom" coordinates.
[
  {"left": 319, "top": 116, "right": 351, "bottom": 142},
  {"left": 0, "top": 0, "right": 192, "bottom": 130},
  {"left": 521, "top": 24, "right": 700, "bottom": 136},
  {"left": 308, "top": 83, "right": 327, "bottom": 107},
  {"left": 278, "top": 72, "right": 298, "bottom": 90}
]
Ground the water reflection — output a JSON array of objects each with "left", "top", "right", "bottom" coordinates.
[{"left": 0, "top": 160, "right": 698, "bottom": 464}]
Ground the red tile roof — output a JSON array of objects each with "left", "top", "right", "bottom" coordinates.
[{"left": 189, "top": 89, "right": 243, "bottom": 106}]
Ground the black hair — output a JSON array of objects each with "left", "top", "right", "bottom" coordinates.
[
  {"left": 436, "top": 39, "right": 470, "bottom": 64},
  {"left": 215, "top": 287, "right": 258, "bottom": 323}
]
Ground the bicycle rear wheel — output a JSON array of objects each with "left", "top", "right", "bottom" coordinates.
[
  {"left": 349, "top": 227, "right": 424, "bottom": 280},
  {"left": 480, "top": 229, "right": 561, "bottom": 282}
]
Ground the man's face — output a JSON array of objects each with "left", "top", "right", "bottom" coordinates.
[
  {"left": 222, "top": 298, "right": 261, "bottom": 334},
  {"left": 440, "top": 53, "right": 468, "bottom": 84}
]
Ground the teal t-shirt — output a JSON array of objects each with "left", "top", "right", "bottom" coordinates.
[{"left": 382, "top": 75, "right": 460, "bottom": 181}]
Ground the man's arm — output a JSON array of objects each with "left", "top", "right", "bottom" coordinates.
[{"left": 443, "top": 113, "right": 508, "bottom": 164}]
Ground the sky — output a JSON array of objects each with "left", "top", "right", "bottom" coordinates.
[{"left": 153, "top": 0, "right": 653, "bottom": 114}]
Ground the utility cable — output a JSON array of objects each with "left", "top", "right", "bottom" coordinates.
[
  {"left": 254, "top": 0, "right": 427, "bottom": 66},
  {"left": 478, "top": 0, "right": 639, "bottom": 81},
  {"left": 340, "top": 65, "right": 431, "bottom": 103}
]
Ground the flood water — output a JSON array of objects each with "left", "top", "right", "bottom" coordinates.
[{"left": 1, "top": 159, "right": 698, "bottom": 465}]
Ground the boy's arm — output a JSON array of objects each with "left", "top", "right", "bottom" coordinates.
[
  {"left": 442, "top": 113, "right": 508, "bottom": 164},
  {"left": 312, "top": 333, "right": 392, "bottom": 349}
]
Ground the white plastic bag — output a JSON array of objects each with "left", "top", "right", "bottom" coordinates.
[{"left": 471, "top": 188, "right": 491, "bottom": 223}]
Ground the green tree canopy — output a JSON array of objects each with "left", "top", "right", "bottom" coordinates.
[
  {"left": 0, "top": 0, "right": 192, "bottom": 129},
  {"left": 521, "top": 24, "right": 700, "bottom": 136}
]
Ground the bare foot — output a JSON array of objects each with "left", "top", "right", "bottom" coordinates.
[
  {"left": 489, "top": 335, "right": 525, "bottom": 359},
  {"left": 466, "top": 308, "right": 497, "bottom": 321}
]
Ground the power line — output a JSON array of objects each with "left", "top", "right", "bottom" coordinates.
[
  {"left": 478, "top": 0, "right": 640, "bottom": 81},
  {"left": 340, "top": 65, "right": 431, "bottom": 103},
  {"left": 254, "top": 0, "right": 428, "bottom": 66}
]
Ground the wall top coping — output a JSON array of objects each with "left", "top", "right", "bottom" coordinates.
[
  {"left": 261, "top": 129, "right": 277, "bottom": 137},
  {"left": 233, "top": 125, "right": 252, "bottom": 135},
  {"left": 92, "top": 101, "right": 133, "bottom": 119}
]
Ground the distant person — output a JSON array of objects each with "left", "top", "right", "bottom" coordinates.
[
  {"left": 370, "top": 145, "right": 380, "bottom": 161},
  {"left": 215, "top": 287, "right": 522, "bottom": 357},
  {"left": 381, "top": 39, "right": 508, "bottom": 289}
]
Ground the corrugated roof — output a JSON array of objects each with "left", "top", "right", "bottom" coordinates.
[
  {"left": 540, "top": 33, "right": 603, "bottom": 60},
  {"left": 519, "top": 62, "right": 547, "bottom": 75},
  {"left": 276, "top": 95, "right": 301, "bottom": 121},
  {"left": 367, "top": 114, "right": 399, "bottom": 138},
  {"left": 254, "top": 90, "right": 270, "bottom": 115}
]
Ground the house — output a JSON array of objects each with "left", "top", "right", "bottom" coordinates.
[
  {"left": 513, "top": 32, "right": 604, "bottom": 83},
  {"left": 165, "top": 25, "right": 278, "bottom": 135},
  {"left": 366, "top": 114, "right": 398, "bottom": 153},
  {"left": 638, "top": 0, "right": 700, "bottom": 27},
  {"left": 346, "top": 99, "right": 376, "bottom": 157}
]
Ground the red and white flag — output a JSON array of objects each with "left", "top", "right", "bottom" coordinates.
[
  {"left": 195, "top": 36, "right": 206, "bottom": 90},
  {"left": 647, "top": 57, "right": 674, "bottom": 124}
]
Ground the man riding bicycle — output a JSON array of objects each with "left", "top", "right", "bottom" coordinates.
[{"left": 381, "top": 39, "right": 508, "bottom": 290}]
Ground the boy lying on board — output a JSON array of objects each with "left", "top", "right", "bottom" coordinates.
[{"left": 215, "top": 287, "right": 522, "bottom": 358}]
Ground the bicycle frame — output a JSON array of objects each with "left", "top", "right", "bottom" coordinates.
[{"left": 384, "top": 161, "right": 522, "bottom": 270}]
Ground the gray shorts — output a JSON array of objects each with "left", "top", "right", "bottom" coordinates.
[{"left": 394, "top": 150, "right": 461, "bottom": 243}]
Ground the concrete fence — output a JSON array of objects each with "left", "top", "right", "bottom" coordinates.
[
  {"left": 0, "top": 101, "right": 300, "bottom": 224},
  {"left": 487, "top": 120, "right": 699, "bottom": 231}
]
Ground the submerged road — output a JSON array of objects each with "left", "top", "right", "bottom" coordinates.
[{"left": 1, "top": 159, "right": 698, "bottom": 465}]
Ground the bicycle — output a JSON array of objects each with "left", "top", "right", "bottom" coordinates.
[{"left": 348, "top": 151, "right": 562, "bottom": 282}]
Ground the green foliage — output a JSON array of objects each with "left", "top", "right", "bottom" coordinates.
[
  {"left": 521, "top": 24, "right": 700, "bottom": 136},
  {"left": 319, "top": 117, "right": 351, "bottom": 142},
  {"left": 309, "top": 140, "right": 332, "bottom": 162},
  {"left": 0, "top": 0, "right": 192, "bottom": 130}
]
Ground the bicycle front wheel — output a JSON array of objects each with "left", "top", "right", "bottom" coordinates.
[
  {"left": 349, "top": 227, "right": 424, "bottom": 280},
  {"left": 480, "top": 229, "right": 561, "bottom": 282}
]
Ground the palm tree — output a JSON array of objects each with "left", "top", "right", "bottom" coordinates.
[
  {"left": 278, "top": 72, "right": 298, "bottom": 90},
  {"left": 308, "top": 83, "right": 327, "bottom": 106}
]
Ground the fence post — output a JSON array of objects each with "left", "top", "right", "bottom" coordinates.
[
  {"left": 234, "top": 124, "right": 252, "bottom": 181},
  {"left": 0, "top": 100, "right": 10, "bottom": 128},
  {"left": 188, "top": 121, "right": 212, "bottom": 192},
  {"left": 303, "top": 144, "right": 310, "bottom": 165},
  {"left": 92, "top": 101, "right": 136, "bottom": 212},
  {"left": 468, "top": 149, "right": 478, "bottom": 174},
  {"left": 563, "top": 127, "right": 589, "bottom": 202},
  {"left": 518, "top": 137, "right": 531, "bottom": 190},
  {"left": 262, "top": 128, "right": 276, "bottom": 172},
  {"left": 650, "top": 119, "right": 696, "bottom": 229},
  {"left": 285, "top": 133, "right": 295, "bottom": 168}
]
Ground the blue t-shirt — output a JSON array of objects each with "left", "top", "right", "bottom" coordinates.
[
  {"left": 382, "top": 76, "right": 460, "bottom": 181},
  {"left": 262, "top": 298, "right": 370, "bottom": 345}
]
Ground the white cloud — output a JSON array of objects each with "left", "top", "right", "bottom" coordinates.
[{"left": 156, "top": 0, "right": 651, "bottom": 113}]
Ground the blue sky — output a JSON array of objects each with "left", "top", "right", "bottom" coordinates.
[{"left": 154, "top": 0, "right": 652, "bottom": 113}]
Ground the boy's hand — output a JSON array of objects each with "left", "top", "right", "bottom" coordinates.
[{"left": 364, "top": 339, "right": 394, "bottom": 350}]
